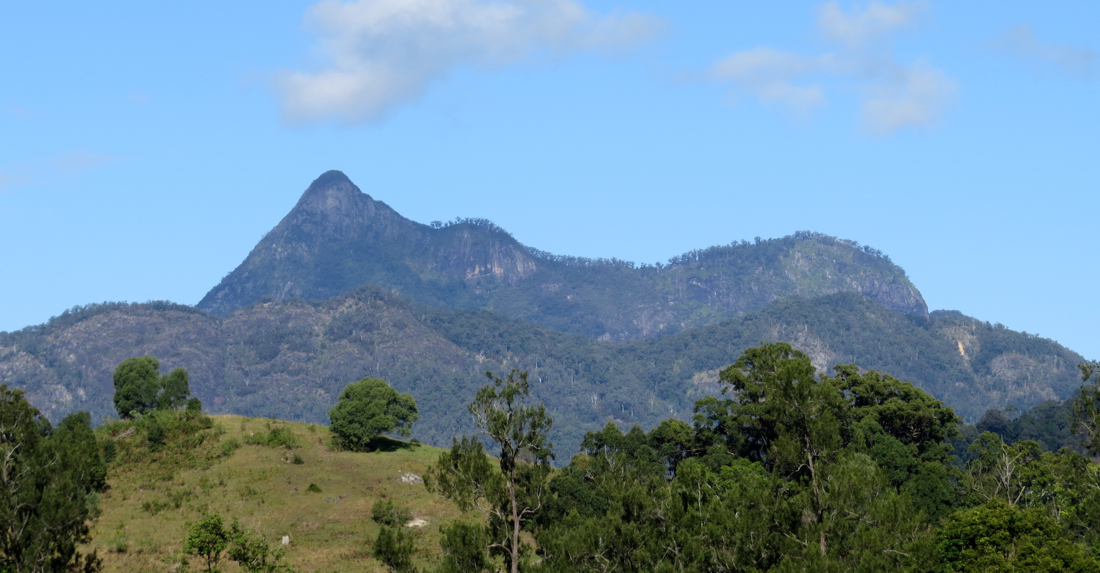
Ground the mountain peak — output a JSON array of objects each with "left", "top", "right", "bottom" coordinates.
[
  {"left": 295, "top": 170, "right": 365, "bottom": 212},
  {"left": 306, "top": 170, "right": 353, "bottom": 193}
]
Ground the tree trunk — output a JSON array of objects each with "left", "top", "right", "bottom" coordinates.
[{"left": 509, "top": 469, "right": 520, "bottom": 573}]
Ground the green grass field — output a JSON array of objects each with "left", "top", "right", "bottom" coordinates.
[{"left": 88, "top": 414, "right": 472, "bottom": 572}]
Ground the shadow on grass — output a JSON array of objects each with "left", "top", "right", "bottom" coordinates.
[{"left": 361, "top": 436, "right": 419, "bottom": 453}]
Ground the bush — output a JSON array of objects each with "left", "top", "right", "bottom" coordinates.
[
  {"left": 437, "top": 522, "right": 492, "bottom": 573},
  {"left": 220, "top": 438, "right": 242, "bottom": 457},
  {"left": 371, "top": 499, "right": 412, "bottom": 527},
  {"left": 147, "top": 418, "right": 166, "bottom": 452},
  {"left": 228, "top": 519, "right": 296, "bottom": 573},
  {"left": 306, "top": 483, "right": 322, "bottom": 493},
  {"left": 245, "top": 427, "right": 300, "bottom": 449},
  {"left": 373, "top": 526, "right": 416, "bottom": 573},
  {"left": 102, "top": 439, "right": 117, "bottom": 463}
]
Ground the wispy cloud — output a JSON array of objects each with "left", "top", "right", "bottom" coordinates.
[
  {"left": 710, "top": 1, "right": 955, "bottom": 134},
  {"left": 53, "top": 152, "right": 116, "bottom": 175},
  {"left": 989, "top": 25, "right": 1096, "bottom": 78},
  {"left": 0, "top": 152, "right": 116, "bottom": 192},
  {"left": 7, "top": 105, "right": 33, "bottom": 118},
  {"left": 0, "top": 170, "right": 28, "bottom": 192},
  {"left": 275, "top": 0, "right": 663, "bottom": 125}
]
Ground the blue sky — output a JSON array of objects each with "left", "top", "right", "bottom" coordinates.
[{"left": 1, "top": 1, "right": 1097, "bottom": 360}]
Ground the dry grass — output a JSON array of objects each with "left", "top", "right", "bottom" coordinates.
[{"left": 88, "top": 415, "right": 473, "bottom": 572}]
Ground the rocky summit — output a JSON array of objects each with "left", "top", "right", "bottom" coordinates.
[{"left": 199, "top": 171, "right": 927, "bottom": 340}]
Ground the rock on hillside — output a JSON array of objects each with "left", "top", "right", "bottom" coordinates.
[{"left": 198, "top": 171, "right": 927, "bottom": 340}]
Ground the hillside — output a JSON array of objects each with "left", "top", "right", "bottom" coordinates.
[
  {"left": 89, "top": 414, "right": 463, "bottom": 572},
  {"left": 197, "top": 171, "right": 926, "bottom": 340},
  {"left": 1, "top": 288, "right": 1083, "bottom": 458}
]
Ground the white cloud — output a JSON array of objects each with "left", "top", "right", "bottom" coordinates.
[
  {"left": 990, "top": 25, "right": 1096, "bottom": 78},
  {"left": 276, "top": 0, "right": 663, "bottom": 125},
  {"left": 710, "top": 1, "right": 953, "bottom": 134},
  {"left": 860, "top": 62, "right": 956, "bottom": 134},
  {"left": 816, "top": 0, "right": 927, "bottom": 49},
  {"left": 712, "top": 48, "right": 829, "bottom": 114}
]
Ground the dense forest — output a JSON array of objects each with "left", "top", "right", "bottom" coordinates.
[
  {"left": 416, "top": 344, "right": 1100, "bottom": 572},
  {"left": 0, "top": 287, "right": 1084, "bottom": 460}
]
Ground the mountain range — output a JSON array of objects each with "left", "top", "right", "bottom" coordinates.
[
  {"left": 198, "top": 171, "right": 926, "bottom": 339},
  {"left": 0, "top": 171, "right": 1087, "bottom": 456}
]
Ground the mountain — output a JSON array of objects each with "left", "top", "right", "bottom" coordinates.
[
  {"left": 198, "top": 171, "right": 927, "bottom": 340},
  {"left": 1, "top": 288, "right": 1083, "bottom": 458}
]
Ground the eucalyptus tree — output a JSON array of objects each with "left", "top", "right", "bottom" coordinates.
[{"left": 427, "top": 370, "right": 553, "bottom": 573}]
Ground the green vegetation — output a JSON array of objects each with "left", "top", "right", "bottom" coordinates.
[
  {"left": 5, "top": 341, "right": 1100, "bottom": 572},
  {"left": 329, "top": 378, "right": 418, "bottom": 452},
  {"left": 112, "top": 356, "right": 196, "bottom": 419},
  {"left": 414, "top": 347, "right": 1100, "bottom": 571},
  {"left": 0, "top": 288, "right": 1084, "bottom": 461},
  {"left": 184, "top": 513, "right": 230, "bottom": 572},
  {"left": 86, "top": 411, "right": 465, "bottom": 572},
  {"left": 0, "top": 386, "right": 106, "bottom": 573},
  {"left": 370, "top": 500, "right": 417, "bottom": 573},
  {"left": 427, "top": 370, "right": 553, "bottom": 573}
]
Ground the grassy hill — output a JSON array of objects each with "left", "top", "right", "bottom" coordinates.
[{"left": 90, "top": 413, "right": 467, "bottom": 573}]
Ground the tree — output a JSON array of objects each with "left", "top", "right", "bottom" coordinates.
[
  {"left": 328, "top": 378, "right": 418, "bottom": 451},
  {"left": 185, "top": 513, "right": 230, "bottom": 573},
  {"left": 1071, "top": 360, "right": 1100, "bottom": 454},
  {"left": 0, "top": 385, "right": 105, "bottom": 573},
  {"left": 717, "top": 343, "right": 843, "bottom": 557},
  {"left": 112, "top": 356, "right": 193, "bottom": 419},
  {"left": 936, "top": 499, "right": 1098, "bottom": 572},
  {"left": 426, "top": 370, "right": 553, "bottom": 573}
]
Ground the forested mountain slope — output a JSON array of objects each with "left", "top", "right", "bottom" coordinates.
[
  {"left": 198, "top": 171, "right": 926, "bottom": 340},
  {"left": 1, "top": 289, "right": 1081, "bottom": 458}
]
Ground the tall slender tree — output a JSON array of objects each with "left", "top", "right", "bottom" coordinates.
[{"left": 427, "top": 370, "right": 553, "bottom": 573}]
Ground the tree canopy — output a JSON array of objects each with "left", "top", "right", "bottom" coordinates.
[
  {"left": 328, "top": 378, "right": 418, "bottom": 451},
  {"left": 112, "top": 356, "right": 193, "bottom": 419},
  {"left": 0, "top": 385, "right": 105, "bottom": 573}
]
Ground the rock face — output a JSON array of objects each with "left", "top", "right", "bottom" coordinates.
[
  {"left": 198, "top": 171, "right": 927, "bottom": 340},
  {"left": 199, "top": 171, "right": 537, "bottom": 317}
]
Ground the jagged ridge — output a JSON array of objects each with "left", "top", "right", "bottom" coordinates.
[{"left": 198, "top": 171, "right": 927, "bottom": 340}]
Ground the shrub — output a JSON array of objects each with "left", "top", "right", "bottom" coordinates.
[
  {"left": 219, "top": 438, "right": 242, "bottom": 458},
  {"left": 371, "top": 499, "right": 412, "bottom": 527},
  {"left": 373, "top": 526, "right": 416, "bottom": 573},
  {"left": 102, "top": 440, "right": 117, "bottom": 463},
  {"left": 228, "top": 519, "right": 295, "bottom": 573},
  {"left": 245, "top": 427, "right": 299, "bottom": 449},
  {"left": 146, "top": 418, "right": 166, "bottom": 452},
  {"left": 306, "top": 483, "right": 322, "bottom": 493}
]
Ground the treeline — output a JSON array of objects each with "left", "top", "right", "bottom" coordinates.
[{"left": 417, "top": 345, "right": 1100, "bottom": 572}]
